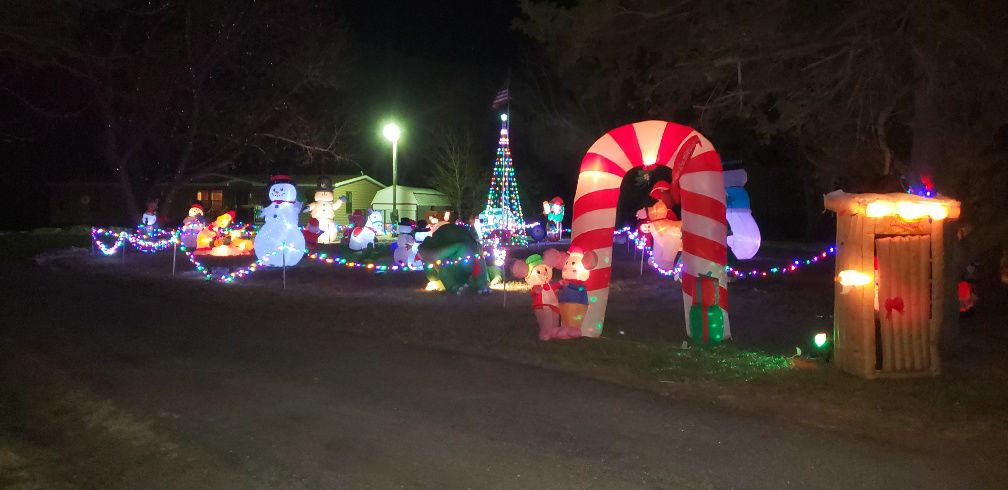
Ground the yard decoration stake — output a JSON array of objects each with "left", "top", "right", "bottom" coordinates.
[{"left": 570, "top": 121, "right": 729, "bottom": 338}]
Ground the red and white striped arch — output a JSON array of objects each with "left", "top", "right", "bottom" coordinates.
[{"left": 571, "top": 121, "right": 730, "bottom": 338}]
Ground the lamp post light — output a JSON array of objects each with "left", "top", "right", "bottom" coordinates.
[{"left": 382, "top": 122, "right": 401, "bottom": 224}]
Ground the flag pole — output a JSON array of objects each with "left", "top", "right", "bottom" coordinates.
[{"left": 506, "top": 67, "right": 511, "bottom": 128}]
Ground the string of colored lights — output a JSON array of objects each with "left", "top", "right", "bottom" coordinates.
[
  {"left": 91, "top": 227, "right": 177, "bottom": 255},
  {"left": 91, "top": 227, "right": 478, "bottom": 277},
  {"left": 91, "top": 225, "right": 832, "bottom": 284},
  {"left": 613, "top": 227, "right": 835, "bottom": 281},
  {"left": 303, "top": 250, "right": 492, "bottom": 273},
  {"left": 178, "top": 242, "right": 278, "bottom": 283}
]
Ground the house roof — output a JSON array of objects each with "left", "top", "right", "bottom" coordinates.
[
  {"left": 48, "top": 173, "right": 387, "bottom": 190},
  {"left": 371, "top": 186, "right": 450, "bottom": 207},
  {"left": 188, "top": 173, "right": 386, "bottom": 189},
  {"left": 412, "top": 190, "right": 451, "bottom": 207}
]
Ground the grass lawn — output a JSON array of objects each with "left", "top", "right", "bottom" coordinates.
[{"left": 12, "top": 228, "right": 1008, "bottom": 453}]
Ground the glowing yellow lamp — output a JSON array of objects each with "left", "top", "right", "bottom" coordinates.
[
  {"left": 865, "top": 200, "right": 895, "bottom": 218},
  {"left": 837, "top": 269, "right": 872, "bottom": 287},
  {"left": 896, "top": 201, "right": 928, "bottom": 220},
  {"left": 927, "top": 203, "right": 948, "bottom": 220},
  {"left": 865, "top": 199, "right": 948, "bottom": 221}
]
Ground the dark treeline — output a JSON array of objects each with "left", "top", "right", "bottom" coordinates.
[{"left": 2, "top": 0, "right": 1005, "bottom": 265}]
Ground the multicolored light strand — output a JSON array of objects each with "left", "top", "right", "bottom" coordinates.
[
  {"left": 613, "top": 227, "right": 835, "bottom": 281},
  {"left": 91, "top": 227, "right": 177, "bottom": 255},
  {"left": 90, "top": 224, "right": 834, "bottom": 285}
]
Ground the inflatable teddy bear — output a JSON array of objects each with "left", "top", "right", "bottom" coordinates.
[
  {"left": 511, "top": 252, "right": 580, "bottom": 341},
  {"left": 555, "top": 246, "right": 599, "bottom": 333}
]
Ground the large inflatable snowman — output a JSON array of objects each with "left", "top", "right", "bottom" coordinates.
[{"left": 254, "top": 175, "right": 305, "bottom": 266}]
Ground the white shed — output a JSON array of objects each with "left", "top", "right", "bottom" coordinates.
[{"left": 371, "top": 186, "right": 451, "bottom": 222}]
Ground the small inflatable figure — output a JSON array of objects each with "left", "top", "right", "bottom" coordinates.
[
  {"left": 140, "top": 198, "right": 159, "bottom": 232},
  {"left": 393, "top": 218, "right": 423, "bottom": 269},
  {"left": 511, "top": 253, "right": 579, "bottom": 340},
  {"left": 542, "top": 197, "right": 565, "bottom": 241},
  {"left": 348, "top": 209, "right": 382, "bottom": 251},
  {"left": 553, "top": 246, "right": 598, "bottom": 333},
  {"left": 180, "top": 202, "right": 205, "bottom": 249},
  {"left": 637, "top": 181, "right": 683, "bottom": 271}
]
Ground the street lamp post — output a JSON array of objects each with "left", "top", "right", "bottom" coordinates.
[{"left": 382, "top": 122, "right": 401, "bottom": 224}]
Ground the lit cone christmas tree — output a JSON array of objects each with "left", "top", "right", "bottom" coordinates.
[{"left": 481, "top": 113, "right": 527, "bottom": 245}]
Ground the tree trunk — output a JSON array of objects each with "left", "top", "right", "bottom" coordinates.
[
  {"left": 114, "top": 164, "right": 140, "bottom": 225},
  {"left": 161, "top": 182, "right": 185, "bottom": 223},
  {"left": 100, "top": 102, "right": 140, "bottom": 224},
  {"left": 909, "top": 59, "right": 942, "bottom": 188}
]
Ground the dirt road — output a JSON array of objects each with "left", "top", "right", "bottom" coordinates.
[{"left": 0, "top": 265, "right": 985, "bottom": 488}]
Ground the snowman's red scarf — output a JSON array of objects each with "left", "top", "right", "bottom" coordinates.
[
  {"left": 272, "top": 199, "right": 296, "bottom": 205},
  {"left": 351, "top": 226, "right": 377, "bottom": 237}
]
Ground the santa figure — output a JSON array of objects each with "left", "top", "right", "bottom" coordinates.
[
  {"left": 636, "top": 180, "right": 683, "bottom": 272},
  {"left": 303, "top": 217, "right": 323, "bottom": 251},
  {"left": 343, "top": 210, "right": 365, "bottom": 243}
]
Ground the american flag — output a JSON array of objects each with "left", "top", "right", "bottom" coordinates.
[{"left": 491, "top": 87, "right": 509, "bottom": 109}]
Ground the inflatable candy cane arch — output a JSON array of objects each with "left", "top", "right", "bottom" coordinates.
[{"left": 571, "top": 121, "right": 729, "bottom": 339}]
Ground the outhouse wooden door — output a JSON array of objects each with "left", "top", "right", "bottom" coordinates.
[{"left": 875, "top": 235, "right": 933, "bottom": 374}]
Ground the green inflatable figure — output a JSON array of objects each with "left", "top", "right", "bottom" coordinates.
[{"left": 418, "top": 223, "right": 491, "bottom": 294}]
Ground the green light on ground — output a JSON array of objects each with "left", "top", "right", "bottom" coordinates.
[{"left": 814, "top": 332, "right": 828, "bottom": 349}]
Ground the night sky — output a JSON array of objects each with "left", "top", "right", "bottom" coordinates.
[
  {"left": 338, "top": 0, "right": 523, "bottom": 185},
  {"left": 1, "top": 0, "right": 823, "bottom": 240},
  {"left": 2, "top": 1, "right": 526, "bottom": 229}
]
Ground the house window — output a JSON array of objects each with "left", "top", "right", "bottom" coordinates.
[
  {"left": 195, "top": 190, "right": 223, "bottom": 210},
  {"left": 344, "top": 191, "right": 352, "bottom": 212}
]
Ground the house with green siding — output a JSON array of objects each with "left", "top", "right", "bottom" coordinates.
[{"left": 48, "top": 173, "right": 386, "bottom": 226}]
